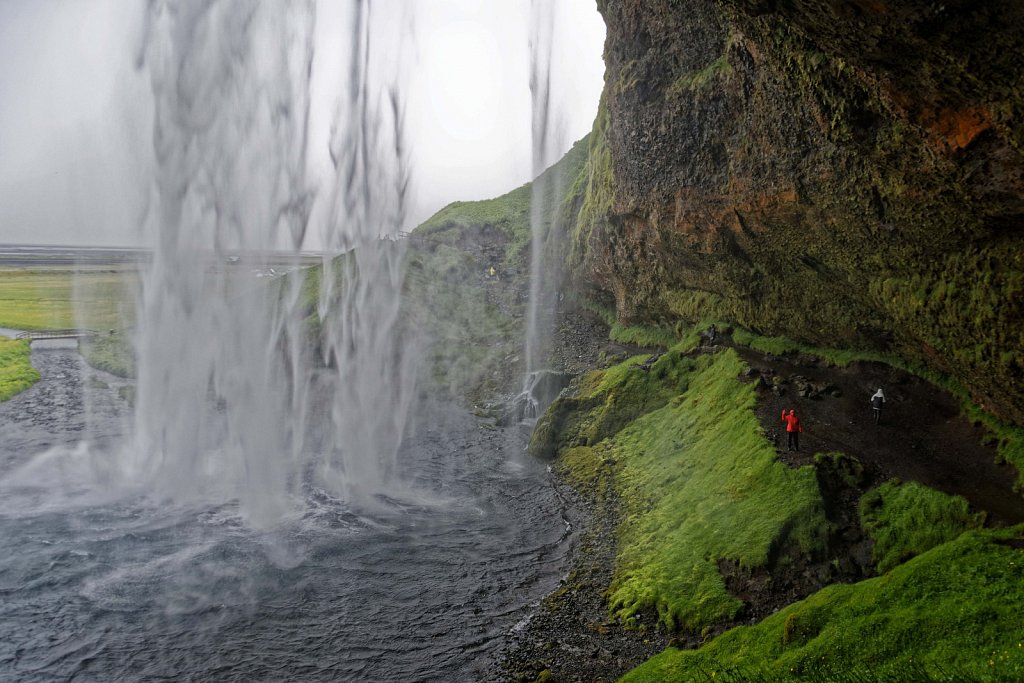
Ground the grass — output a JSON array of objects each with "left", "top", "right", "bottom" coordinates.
[
  {"left": 606, "top": 350, "right": 826, "bottom": 630},
  {"left": 0, "top": 267, "right": 135, "bottom": 331},
  {"left": 0, "top": 267, "right": 135, "bottom": 399},
  {"left": 859, "top": 479, "right": 984, "bottom": 573},
  {"left": 620, "top": 526, "right": 1024, "bottom": 682},
  {"left": 0, "top": 336, "right": 40, "bottom": 400},
  {"left": 576, "top": 296, "right": 681, "bottom": 350},
  {"left": 78, "top": 333, "right": 135, "bottom": 378},
  {"left": 609, "top": 321, "right": 680, "bottom": 349},
  {"left": 0, "top": 267, "right": 138, "bottom": 385},
  {"left": 416, "top": 135, "right": 590, "bottom": 271},
  {"left": 417, "top": 184, "right": 533, "bottom": 267},
  {"left": 539, "top": 347, "right": 828, "bottom": 631},
  {"left": 531, "top": 321, "right": 1024, "bottom": 679}
]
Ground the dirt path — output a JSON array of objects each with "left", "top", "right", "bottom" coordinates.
[{"left": 728, "top": 344, "right": 1024, "bottom": 526}]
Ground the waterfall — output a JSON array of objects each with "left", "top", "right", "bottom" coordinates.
[
  {"left": 519, "top": 0, "right": 567, "bottom": 421},
  {"left": 129, "top": 0, "right": 417, "bottom": 525}
]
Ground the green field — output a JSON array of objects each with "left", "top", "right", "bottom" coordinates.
[
  {"left": 0, "top": 266, "right": 138, "bottom": 397},
  {"left": 0, "top": 267, "right": 136, "bottom": 331}
]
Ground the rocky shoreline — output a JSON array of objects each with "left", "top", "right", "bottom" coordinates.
[{"left": 495, "top": 460, "right": 671, "bottom": 683}]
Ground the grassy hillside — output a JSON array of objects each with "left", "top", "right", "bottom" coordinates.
[
  {"left": 520, "top": 322, "right": 1024, "bottom": 680},
  {"left": 623, "top": 525, "right": 1024, "bottom": 682},
  {"left": 533, "top": 345, "right": 829, "bottom": 632},
  {"left": 0, "top": 337, "right": 39, "bottom": 401},
  {"left": 286, "top": 136, "right": 594, "bottom": 408}
]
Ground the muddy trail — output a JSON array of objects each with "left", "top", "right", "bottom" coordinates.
[{"left": 726, "top": 342, "right": 1024, "bottom": 526}]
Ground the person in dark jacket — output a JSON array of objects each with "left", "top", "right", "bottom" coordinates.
[
  {"left": 870, "top": 388, "right": 886, "bottom": 424},
  {"left": 781, "top": 409, "right": 803, "bottom": 451}
]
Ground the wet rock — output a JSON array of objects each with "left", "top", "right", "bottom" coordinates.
[{"left": 501, "top": 370, "right": 573, "bottom": 426}]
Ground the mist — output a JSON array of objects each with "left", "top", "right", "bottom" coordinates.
[{"left": 0, "top": 0, "right": 605, "bottom": 248}]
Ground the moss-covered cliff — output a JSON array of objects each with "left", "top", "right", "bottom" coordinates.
[{"left": 568, "top": 0, "right": 1024, "bottom": 425}]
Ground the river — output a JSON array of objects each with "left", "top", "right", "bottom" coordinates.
[{"left": 0, "top": 345, "right": 575, "bottom": 681}]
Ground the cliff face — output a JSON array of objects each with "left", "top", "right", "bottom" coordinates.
[{"left": 573, "top": 0, "right": 1024, "bottom": 423}]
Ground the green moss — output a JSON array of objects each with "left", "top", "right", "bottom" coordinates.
[
  {"left": 661, "top": 291, "right": 729, "bottom": 324},
  {"left": 560, "top": 445, "right": 609, "bottom": 493},
  {"left": 859, "top": 480, "right": 984, "bottom": 573},
  {"left": 418, "top": 135, "right": 591, "bottom": 270},
  {"left": 621, "top": 527, "right": 1024, "bottom": 682},
  {"left": 609, "top": 321, "right": 679, "bottom": 349},
  {"left": 586, "top": 353, "right": 694, "bottom": 446},
  {"left": 0, "top": 337, "right": 40, "bottom": 400},
  {"left": 574, "top": 296, "right": 679, "bottom": 349},
  {"left": 567, "top": 97, "right": 615, "bottom": 271},
  {"left": 418, "top": 184, "right": 533, "bottom": 267},
  {"left": 79, "top": 333, "right": 135, "bottom": 378},
  {"left": 667, "top": 53, "right": 733, "bottom": 96},
  {"left": 540, "top": 348, "right": 827, "bottom": 632},
  {"left": 533, "top": 349, "right": 700, "bottom": 459},
  {"left": 607, "top": 350, "right": 827, "bottom": 630}
]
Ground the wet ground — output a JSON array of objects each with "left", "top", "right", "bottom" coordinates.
[
  {"left": 0, "top": 346, "right": 579, "bottom": 681},
  {"left": 732, "top": 344, "right": 1024, "bottom": 526}
]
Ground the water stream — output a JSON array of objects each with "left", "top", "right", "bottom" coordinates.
[
  {"left": 0, "top": 2, "right": 582, "bottom": 678},
  {"left": 0, "top": 347, "right": 575, "bottom": 680}
]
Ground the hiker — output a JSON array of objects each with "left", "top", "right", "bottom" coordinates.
[
  {"left": 701, "top": 324, "right": 718, "bottom": 346},
  {"left": 870, "top": 388, "right": 886, "bottom": 424},
  {"left": 781, "top": 408, "right": 803, "bottom": 451}
]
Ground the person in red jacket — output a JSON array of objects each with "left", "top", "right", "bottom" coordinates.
[{"left": 781, "top": 409, "right": 803, "bottom": 451}]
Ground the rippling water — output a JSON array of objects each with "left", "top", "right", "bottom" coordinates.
[{"left": 0, "top": 349, "right": 574, "bottom": 681}]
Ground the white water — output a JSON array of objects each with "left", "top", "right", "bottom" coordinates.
[
  {"left": 127, "top": 0, "right": 417, "bottom": 526},
  {"left": 0, "top": 4, "right": 598, "bottom": 678},
  {"left": 519, "top": 0, "right": 569, "bottom": 418}
]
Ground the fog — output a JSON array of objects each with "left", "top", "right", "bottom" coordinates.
[{"left": 0, "top": 0, "right": 605, "bottom": 249}]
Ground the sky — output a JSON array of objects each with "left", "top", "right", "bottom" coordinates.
[{"left": 0, "top": 0, "right": 606, "bottom": 249}]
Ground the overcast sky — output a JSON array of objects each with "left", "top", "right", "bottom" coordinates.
[{"left": 0, "top": 0, "right": 606, "bottom": 248}]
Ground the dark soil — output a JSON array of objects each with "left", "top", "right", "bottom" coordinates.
[
  {"left": 497, "top": 322, "right": 1024, "bottom": 682},
  {"left": 730, "top": 343, "right": 1024, "bottom": 527}
]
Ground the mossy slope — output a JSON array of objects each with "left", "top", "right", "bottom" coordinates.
[
  {"left": 622, "top": 526, "right": 1024, "bottom": 682},
  {"left": 860, "top": 479, "right": 984, "bottom": 574},
  {"left": 536, "top": 346, "right": 828, "bottom": 631}
]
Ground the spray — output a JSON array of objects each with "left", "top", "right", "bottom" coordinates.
[
  {"left": 130, "top": 0, "right": 417, "bottom": 525},
  {"left": 519, "top": 0, "right": 567, "bottom": 422}
]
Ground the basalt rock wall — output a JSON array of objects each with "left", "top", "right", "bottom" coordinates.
[{"left": 573, "top": 0, "right": 1024, "bottom": 423}]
